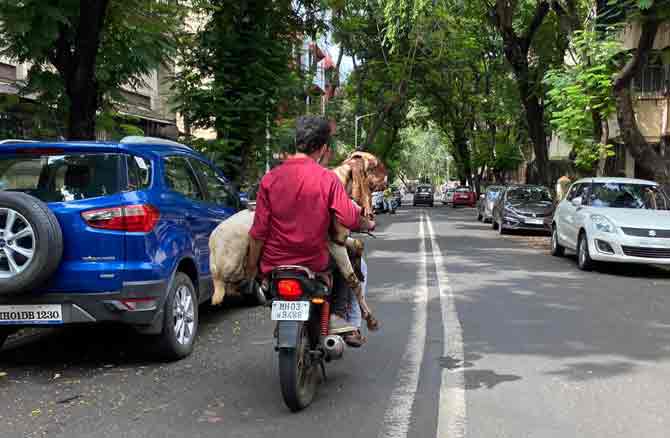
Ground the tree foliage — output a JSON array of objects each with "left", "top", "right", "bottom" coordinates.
[
  {"left": 545, "top": 29, "right": 622, "bottom": 172},
  {"left": 0, "top": 0, "right": 182, "bottom": 139}
]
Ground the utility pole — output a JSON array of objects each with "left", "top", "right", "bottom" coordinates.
[{"left": 354, "top": 113, "right": 376, "bottom": 149}]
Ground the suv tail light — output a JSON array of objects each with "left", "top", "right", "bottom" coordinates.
[
  {"left": 82, "top": 204, "right": 160, "bottom": 232},
  {"left": 277, "top": 279, "right": 303, "bottom": 300}
]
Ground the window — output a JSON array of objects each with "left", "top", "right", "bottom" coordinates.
[
  {"left": 566, "top": 184, "right": 584, "bottom": 202},
  {"left": 163, "top": 156, "right": 203, "bottom": 200},
  {"left": 0, "top": 153, "right": 121, "bottom": 202},
  {"left": 126, "top": 155, "right": 152, "bottom": 191},
  {"left": 590, "top": 183, "right": 670, "bottom": 210},
  {"left": 507, "top": 186, "right": 553, "bottom": 203},
  {"left": 189, "top": 159, "right": 238, "bottom": 207}
]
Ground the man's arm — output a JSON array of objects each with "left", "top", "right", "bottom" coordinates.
[
  {"left": 246, "top": 237, "right": 264, "bottom": 280},
  {"left": 247, "top": 181, "right": 271, "bottom": 279}
]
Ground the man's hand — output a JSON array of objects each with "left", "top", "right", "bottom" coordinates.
[{"left": 359, "top": 216, "right": 376, "bottom": 232}]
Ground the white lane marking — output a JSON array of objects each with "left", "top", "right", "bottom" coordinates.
[
  {"left": 379, "top": 212, "right": 429, "bottom": 438},
  {"left": 426, "top": 213, "right": 467, "bottom": 438}
]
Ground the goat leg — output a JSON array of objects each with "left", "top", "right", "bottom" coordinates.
[{"left": 328, "top": 239, "right": 380, "bottom": 331}]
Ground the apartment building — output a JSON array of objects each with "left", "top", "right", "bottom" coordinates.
[
  {"left": 549, "top": 14, "right": 670, "bottom": 178},
  {"left": 0, "top": 58, "right": 178, "bottom": 140}
]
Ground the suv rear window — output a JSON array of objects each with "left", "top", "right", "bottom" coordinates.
[{"left": 0, "top": 153, "right": 122, "bottom": 202}]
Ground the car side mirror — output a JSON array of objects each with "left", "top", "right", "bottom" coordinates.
[{"left": 571, "top": 196, "right": 583, "bottom": 207}]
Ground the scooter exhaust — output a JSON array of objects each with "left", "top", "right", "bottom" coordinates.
[{"left": 323, "top": 335, "right": 345, "bottom": 361}]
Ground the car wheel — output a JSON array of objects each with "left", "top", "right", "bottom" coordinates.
[
  {"left": 577, "top": 232, "right": 595, "bottom": 271},
  {"left": 550, "top": 226, "right": 565, "bottom": 257},
  {"left": 0, "top": 192, "right": 63, "bottom": 296},
  {"left": 0, "top": 327, "right": 14, "bottom": 350},
  {"left": 477, "top": 211, "right": 483, "bottom": 221},
  {"left": 492, "top": 217, "right": 499, "bottom": 230},
  {"left": 152, "top": 272, "right": 199, "bottom": 360}
]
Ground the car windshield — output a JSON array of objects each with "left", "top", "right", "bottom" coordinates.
[
  {"left": 507, "top": 187, "right": 552, "bottom": 203},
  {"left": 0, "top": 153, "right": 124, "bottom": 202},
  {"left": 418, "top": 186, "right": 432, "bottom": 193},
  {"left": 456, "top": 188, "right": 470, "bottom": 193},
  {"left": 589, "top": 182, "right": 670, "bottom": 210},
  {"left": 487, "top": 189, "right": 502, "bottom": 200}
]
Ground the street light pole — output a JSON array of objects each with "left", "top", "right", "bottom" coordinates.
[{"left": 354, "top": 113, "right": 376, "bottom": 149}]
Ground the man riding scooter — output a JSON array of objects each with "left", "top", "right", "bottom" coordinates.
[{"left": 246, "top": 116, "right": 375, "bottom": 346}]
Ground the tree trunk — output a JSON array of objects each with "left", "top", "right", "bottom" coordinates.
[
  {"left": 597, "top": 117, "right": 609, "bottom": 177},
  {"left": 491, "top": 0, "right": 552, "bottom": 186},
  {"left": 54, "top": 0, "right": 111, "bottom": 140},
  {"left": 613, "top": 12, "right": 670, "bottom": 182}
]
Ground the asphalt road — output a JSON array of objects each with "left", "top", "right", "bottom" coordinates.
[{"left": 1, "top": 206, "right": 670, "bottom": 438}]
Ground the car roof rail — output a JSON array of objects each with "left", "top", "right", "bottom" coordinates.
[
  {"left": 0, "top": 139, "right": 39, "bottom": 144},
  {"left": 120, "top": 136, "right": 190, "bottom": 149}
]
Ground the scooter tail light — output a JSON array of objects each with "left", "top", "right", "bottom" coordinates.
[{"left": 277, "top": 279, "right": 303, "bottom": 300}]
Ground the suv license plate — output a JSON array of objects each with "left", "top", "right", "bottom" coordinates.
[
  {"left": 0, "top": 304, "right": 63, "bottom": 325},
  {"left": 271, "top": 301, "right": 310, "bottom": 321}
]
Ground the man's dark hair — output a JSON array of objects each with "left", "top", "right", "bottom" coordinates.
[{"left": 295, "top": 116, "right": 331, "bottom": 154}]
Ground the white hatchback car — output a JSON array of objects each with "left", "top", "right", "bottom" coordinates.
[{"left": 551, "top": 177, "right": 670, "bottom": 270}]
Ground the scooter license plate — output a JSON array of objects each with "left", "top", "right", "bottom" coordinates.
[{"left": 271, "top": 301, "right": 310, "bottom": 321}]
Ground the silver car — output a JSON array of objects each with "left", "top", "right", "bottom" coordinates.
[
  {"left": 551, "top": 177, "right": 670, "bottom": 270},
  {"left": 477, "top": 185, "right": 505, "bottom": 222}
]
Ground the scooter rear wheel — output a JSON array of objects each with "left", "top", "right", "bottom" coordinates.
[{"left": 278, "top": 322, "right": 319, "bottom": 412}]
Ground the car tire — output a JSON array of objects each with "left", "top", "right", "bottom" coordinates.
[
  {"left": 152, "top": 272, "right": 199, "bottom": 360},
  {"left": 492, "top": 218, "right": 499, "bottom": 230},
  {"left": 550, "top": 226, "right": 565, "bottom": 257},
  {"left": 577, "top": 232, "right": 595, "bottom": 271},
  {"left": 0, "top": 192, "right": 63, "bottom": 296},
  {"left": 477, "top": 212, "right": 483, "bottom": 221},
  {"left": 0, "top": 327, "right": 14, "bottom": 350}
]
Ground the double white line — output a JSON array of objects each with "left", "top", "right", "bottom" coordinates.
[{"left": 379, "top": 211, "right": 466, "bottom": 438}]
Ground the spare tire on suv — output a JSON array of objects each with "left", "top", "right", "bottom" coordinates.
[{"left": 0, "top": 192, "right": 63, "bottom": 295}]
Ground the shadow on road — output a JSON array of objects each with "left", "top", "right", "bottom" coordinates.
[{"left": 433, "top": 207, "right": 670, "bottom": 383}]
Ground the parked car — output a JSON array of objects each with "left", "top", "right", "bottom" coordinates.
[
  {"left": 452, "top": 187, "right": 477, "bottom": 208},
  {"left": 492, "top": 185, "right": 554, "bottom": 234},
  {"left": 551, "top": 177, "right": 670, "bottom": 271},
  {"left": 392, "top": 187, "right": 402, "bottom": 207},
  {"left": 413, "top": 184, "right": 434, "bottom": 207},
  {"left": 477, "top": 185, "right": 505, "bottom": 222},
  {"left": 442, "top": 188, "right": 455, "bottom": 206},
  {"left": 372, "top": 191, "right": 385, "bottom": 213},
  {"left": 0, "top": 137, "right": 246, "bottom": 359}
]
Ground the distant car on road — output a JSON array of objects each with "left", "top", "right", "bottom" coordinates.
[
  {"left": 452, "top": 187, "right": 477, "bottom": 208},
  {"left": 477, "top": 185, "right": 505, "bottom": 222},
  {"left": 0, "top": 137, "right": 244, "bottom": 360},
  {"left": 372, "top": 191, "right": 385, "bottom": 213},
  {"left": 413, "top": 184, "right": 434, "bottom": 207},
  {"left": 442, "top": 188, "right": 455, "bottom": 206},
  {"left": 492, "top": 185, "right": 554, "bottom": 235},
  {"left": 551, "top": 177, "right": 670, "bottom": 271}
]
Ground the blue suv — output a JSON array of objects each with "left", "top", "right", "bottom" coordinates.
[{"left": 0, "top": 137, "right": 244, "bottom": 359}]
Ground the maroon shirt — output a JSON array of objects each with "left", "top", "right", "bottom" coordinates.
[{"left": 250, "top": 157, "right": 361, "bottom": 274}]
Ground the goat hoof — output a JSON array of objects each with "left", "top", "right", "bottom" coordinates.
[{"left": 366, "top": 314, "right": 380, "bottom": 331}]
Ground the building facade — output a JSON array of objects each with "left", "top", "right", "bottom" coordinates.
[{"left": 0, "top": 57, "right": 177, "bottom": 140}]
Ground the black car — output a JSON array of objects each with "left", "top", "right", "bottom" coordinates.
[
  {"left": 413, "top": 184, "right": 434, "bottom": 207},
  {"left": 492, "top": 185, "right": 555, "bottom": 234}
]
